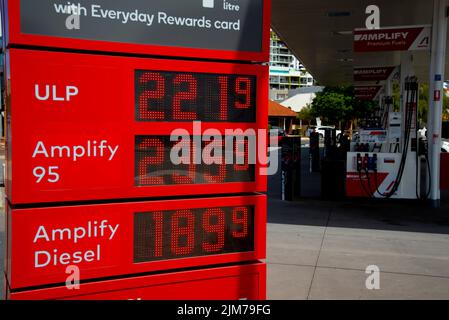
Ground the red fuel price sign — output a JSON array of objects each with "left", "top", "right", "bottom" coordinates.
[
  {"left": 5, "top": 49, "right": 268, "bottom": 204},
  {"left": 3, "top": 0, "right": 271, "bottom": 62},
  {"left": 8, "top": 263, "right": 267, "bottom": 300},
  {"left": 7, "top": 195, "right": 266, "bottom": 289}
]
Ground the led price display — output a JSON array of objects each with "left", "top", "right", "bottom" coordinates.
[
  {"left": 135, "top": 136, "right": 255, "bottom": 186},
  {"left": 135, "top": 70, "right": 256, "bottom": 122},
  {"left": 7, "top": 195, "right": 265, "bottom": 289},
  {"left": 134, "top": 205, "right": 254, "bottom": 262},
  {"left": 7, "top": 49, "right": 268, "bottom": 204}
]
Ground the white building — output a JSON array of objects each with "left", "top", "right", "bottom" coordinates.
[
  {"left": 269, "top": 30, "right": 314, "bottom": 101},
  {"left": 280, "top": 87, "right": 324, "bottom": 113}
]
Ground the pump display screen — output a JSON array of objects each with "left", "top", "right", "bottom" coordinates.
[
  {"left": 135, "top": 71, "right": 256, "bottom": 122},
  {"left": 134, "top": 205, "right": 255, "bottom": 262}
]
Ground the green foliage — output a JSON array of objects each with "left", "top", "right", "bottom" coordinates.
[
  {"left": 393, "top": 83, "right": 449, "bottom": 125},
  {"left": 297, "top": 104, "right": 314, "bottom": 123},
  {"left": 392, "top": 82, "right": 401, "bottom": 112},
  {"left": 310, "top": 86, "right": 377, "bottom": 126},
  {"left": 418, "top": 84, "right": 429, "bottom": 125},
  {"left": 308, "top": 83, "right": 449, "bottom": 127}
]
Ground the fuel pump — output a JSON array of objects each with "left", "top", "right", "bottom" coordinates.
[{"left": 346, "top": 76, "right": 422, "bottom": 199}]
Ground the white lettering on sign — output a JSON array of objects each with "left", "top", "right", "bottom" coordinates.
[
  {"left": 223, "top": 0, "right": 240, "bottom": 12},
  {"left": 214, "top": 19, "right": 240, "bottom": 31},
  {"left": 355, "top": 32, "right": 409, "bottom": 42},
  {"left": 35, "top": 245, "right": 101, "bottom": 268},
  {"left": 54, "top": 3, "right": 88, "bottom": 16},
  {"left": 158, "top": 12, "right": 212, "bottom": 28},
  {"left": 32, "top": 140, "right": 119, "bottom": 162},
  {"left": 354, "top": 69, "right": 388, "bottom": 75},
  {"left": 32, "top": 220, "right": 120, "bottom": 269},
  {"left": 35, "top": 85, "right": 79, "bottom": 102},
  {"left": 33, "top": 220, "right": 119, "bottom": 244},
  {"left": 52, "top": 3, "right": 245, "bottom": 32},
  {"left": 91, "top": 5, "right": 155, "bottom": 26}
]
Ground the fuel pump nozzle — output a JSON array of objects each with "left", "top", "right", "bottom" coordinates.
[
  {"left": 356, "top": 153, "right": 362, "bottom": 172},
  {"left": 363, "top": 154, "right": 369, "bottom": 171}
]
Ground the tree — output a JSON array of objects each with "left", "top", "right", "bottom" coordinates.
[
  {"left": 444, "top": 101, "right": 449, "bottom": 121},
  {"left": 297, "top": 104, "right": 315, "bottom": 123},
  {"left": 418, "top": 84, "right": 429, "bottom": 125},
  {"left": 309, "top": 84, "right": 448, "bottom": 130},
  {"left": 310, "top": 86, "right": 376, "bottom": 128},
  {"left": 395, "top": 83, "right": 449, "bottom": 125}
]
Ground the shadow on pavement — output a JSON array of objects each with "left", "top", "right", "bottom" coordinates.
[
  {"left": 267, "top": 191, "right": 449, "bottom": 236},
  {"left": 268, "top": 142, "right": 449, "bottom": 235}
]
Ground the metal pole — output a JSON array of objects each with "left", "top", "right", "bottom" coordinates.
[
  {"left": 428, "top": 0, "right": 439, "bottom": 139},
  {"left": 428, "top": 0, "right": 448, "bottom": 207}
]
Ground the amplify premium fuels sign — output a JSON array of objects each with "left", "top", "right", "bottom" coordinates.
[
  {"left": 354, "top": 26, "right": 431, "bottom": 52},
  {"left": 4, "top": 0, "right": 270, "bottom": 61},
  {"left": 354, "top": 85, "right": 383, "bottom": 101},
  {"left": 354, "top": 66, "right": 397, "bottom": 82}
]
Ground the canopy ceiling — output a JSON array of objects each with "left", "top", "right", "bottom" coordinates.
[{"left": 271, "top": 0, "right": 445, "bottom": 86}]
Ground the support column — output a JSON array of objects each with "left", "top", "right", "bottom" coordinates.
[{"left": 428, "top": 0, "right": 448, "bottom": 207}]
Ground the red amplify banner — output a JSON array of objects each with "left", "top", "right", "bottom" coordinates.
[
  {"left": 354, "top": 26, "right": 431, "bottom": 52},
  {"left": 354, "top": 86, "right": 383, "bottom": 101},
  {"left": 354, "top": 66, "right": 397, "bottom": 82}
]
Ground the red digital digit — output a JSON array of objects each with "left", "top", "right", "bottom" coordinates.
[
  {"left": 234, "top": 138, "right": 249, "bottom": 171},
  {"left": 232, "top": 207, "right": 249, "bottom": 238},
  {"left": 137, "top": 138, "right": 165, "bottom": 185},
  {"left": 134, "top": 205, "right": 254, "bottom": 263},
  {"left": 172, "top": 140, "right": 197, "bottom": 184},
  {"left": 171, "top": 210, "right": 195, "bottom": 256},
  {"left": 235, "top": 77, "right": 252, "bottom": 109},
  {"left": 152, "top": 212, "right": 163, "bottom": 258},
  {"left": 218, "top": 76, "right": 229, "bottom": 121},
  {"left": 203, "top": 139, "right": 227, "bottom": 183},
  {"left": 173, "top": 74, "right": 198, "bottom": 120},
  {"left": 204, "top": 163, "right": 227, "bottom": 184},
  {"left": 202, "top": 208, "right": 225, "bottom": 253},
  {"left": 138, "top": 72, "right": 165, "bottom": 120}
]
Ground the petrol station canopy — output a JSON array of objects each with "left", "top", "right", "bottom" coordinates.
[{"left": 271, "top": 0, "right": 445, "bottom": 86}]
